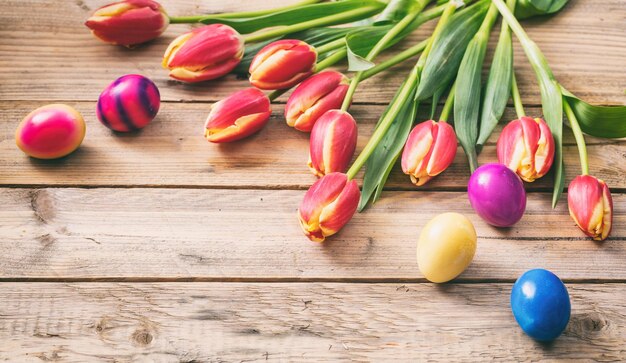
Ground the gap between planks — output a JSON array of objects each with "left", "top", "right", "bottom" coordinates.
[{"left": 1, "top": 277, "right": 626, "bottom": 284}]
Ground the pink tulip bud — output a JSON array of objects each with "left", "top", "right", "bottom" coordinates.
[
  {"left": 497, "top": 116, "right": 555, "bottom": 182},
  {"left": 401, "top": 120, "right": 457, "bottom": 186},
  {"left": 298, "top": 172, "right": 360, "bottom": 242},
  {"left": 15, "top": 104, "right": 86, "bottom": 159},
  {"left": 308, "top": 110, "right": 357, "bottom": 177},
  {"left": 204, "top": 88, "right": 271, "bottom": 143},
  {"left": 249, "top": 40, "right": 317, "bottom": 90},
  {"left": 163, "top": 24, "right": 244, "bottom": 83},
  {"left": 568, "top": 175, "right": 613, "bottom": 241},
  {"left": 85, "top": 0, "right": 169, "bottom": 47},
  {"left": 284, "top": 71, "right": 350, "bottom": 132}
]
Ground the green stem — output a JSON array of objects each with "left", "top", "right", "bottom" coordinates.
[
  {"left": 564, "top": 99, "right": 589, "bottom": 175},
  {"left": 492, "top": 0, "right": 538, "bottom": 52},
  {"left": 168, "top": 0, "right": 322, "bottom": 23},
  {"left": 315, "top": 38, "right": 346, "bottom": 55},
  {"left": 268, "top": 89, "right": 287, "bottom": 102},
  {"left": 268, "top": 48, "right": 348, "bottom": 102},
  {"left": 360, "top": 38, "right": 430, "bottom": 80},
  {"left": 511, "top": 72, "right": 525, "bottom": 118},
  {"left": 341, "top": 0, "right": 430, "bottom": 111},
  {"left": 243, "top": 6, "right": 383, "bottom": 43},
  {"left": 346, "top": 68, "right": 419, "bottom": 180},
  {"left": 439, "top": 82, "right": 456, "bottom": 122},
  {"left": 314, "top": 48, "right": 348, "bottom": 72},
  {"left": 345, "top": 1, "right": 461, "bottom": 179}
]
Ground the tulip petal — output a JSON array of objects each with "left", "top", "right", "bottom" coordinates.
[
  {"left": 568, "top": 175, "right": 613, "bottom": 241},
  {"left": 204, "top": 88, "right": 271, "bottom": 143},
  {"left": 535, "top": 118, "right": 555, "bottom": 177},
  {"left": 497, "top": 120, "right": 525, "bottom": 174},
  {"left": 85, "top": 1, "right": 169, "bottom": 46},
  {"left": 401, "top": 121, "right": 435, "bottom": 184},
  {"left": 426, "top": 122, "right": 458, "bottom": 177},
  {"left": 249, "top": 40, "right": 317, "bottom": 90},
  {"left": 205, "top": 112, "right": 270, "bottom": 143},
  {"left": 319, "top": 179, "right": 360, "bottom": 237},
  {"left": 600, "top": 182, "right": 613, "bottom": 240},
  {"left": 298, "top": 173, "right": 348, "bottom": 240},
  {"left": 308, "top": 110, "right": 357, "bottom": 177},
  {"left": 285, "top": 71, "right": 348, "bottom": 131},
  {"left": 162, "top": 24, "right": 244, "bottom": 83}
]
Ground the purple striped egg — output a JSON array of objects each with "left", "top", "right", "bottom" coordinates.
[{"left": 97, "top": 74, "right": 160, "bottom": 132}]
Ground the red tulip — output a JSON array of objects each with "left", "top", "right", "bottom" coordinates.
[
  {"left": 204, "top": 88, "right": 271, "bottom": 143},
  {"left": 401, "top": 120, "right": 457, "bottom": 186},
  {"left": 568, "top": 175, "right": 613, "bottom": 241},
  {"left": 285, "top": 71, "right": 350, "bottom": 132},
  {"left": 249, "top": 40, "right": 317, "bottom": 90},
  {"left": 163, "top": 24, "right": 244, "bottom": 83},
  {"left": 497, "top": 116, "right": 555, "bottom": 182},
  {"left": 308, "top": 110, "right": 357, "bottom": 177},
  {"left": 298, "top": 172, "right": 360, "bottom": 242},
  {"left": 85, "top": 0, "right": 169, "bottom": 47}
]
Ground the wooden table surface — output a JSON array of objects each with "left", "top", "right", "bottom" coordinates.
[{"left": 1, "top": 0, "right": 625, "bottom": 361}]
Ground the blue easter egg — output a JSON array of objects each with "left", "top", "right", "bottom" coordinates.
[{"left": 510, "top": 269, "right": 571, "bottom": 341}]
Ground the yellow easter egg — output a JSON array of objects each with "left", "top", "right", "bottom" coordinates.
[{"left": 417, "top": 212, "right": 477, "bottom": 283}]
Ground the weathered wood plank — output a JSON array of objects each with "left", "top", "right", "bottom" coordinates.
[
  {"left": 0, "top": 0, "right": 624, "bottom": 105},
  {"left": 1, "top": 188, "right": 624, "bottom": 280},
  {"left": 1, "top": 102, "right": 624, "bottom": 189},
  {"left": 0, "top": 282, "right": 624, "bottom": 361}
]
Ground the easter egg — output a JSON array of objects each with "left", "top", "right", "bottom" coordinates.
[
  {"left": 511, "top": 269, "right": 571, "bottom": 341},
  {"left": 97, "top": 74, "right": 160, "bottom": 132},
  {"left": 468, "top": 163, "right": 526, "bottom": 227},
  {"left": 417, "top": 212, "right": 477, "bottom": 283},
  {"left": 15, "top": 104, "right": 86, "bottom": 159}
]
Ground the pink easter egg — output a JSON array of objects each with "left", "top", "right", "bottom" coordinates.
[
  {"left": 97, "top": 74, "right": 160, "bottom": 132},
  {"left": 15, "top": 104, "right": 86, "bottom": 159}
]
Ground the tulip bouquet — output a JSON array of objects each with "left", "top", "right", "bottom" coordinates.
[
  {"left": 353, "top": 0, "right": 625, "bottom": 242},
  {"left": 78, "top": 0, "right": 625, "bottom": 244}
]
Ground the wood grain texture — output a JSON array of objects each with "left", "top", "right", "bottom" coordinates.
[
  {"left": 2, "top": 102, "right": 624, "bottom": 189},
  {"left": 0, "top": 0, "right": 624, "bottom": 105},
  {"left": 1, "top": 187, "right": 624, "bottom": 280},
  {"left": 0, "top": 282, "right": 624, "bottom": 361}
]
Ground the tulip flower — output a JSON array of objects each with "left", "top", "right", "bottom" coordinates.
[
  {"left": 298, "top": 172, "right": 360, "bottom": 242},
  {"left": 163, "top": 24, "right": 244, "bottom": 83},
  {"left": 567, "top": 175, "right": 613, "bottom": 241},
  {"left": 85, "top": 0, "right": 169, "bottom": 47},
  {"left": 249, "top": 40, "right": 317, "bottom": 90},
  {"left": 204, "top": 88, "right": 271, "bottom": 143},
  {"left": 284, "top": 71, "right": 350, "bottom": 132},
  {"left": 497, "top": 116, "right": 555, "bottom": 182},
  {"left": 308, "top": 110, "right": 358, "bottom": 177},
  {"left": 401, "top": 120, "right": 457, "bottom": 186}
]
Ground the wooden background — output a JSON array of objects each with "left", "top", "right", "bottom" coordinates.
[{"left": 0, "top": 0, "right": 625, "bottom": 361}]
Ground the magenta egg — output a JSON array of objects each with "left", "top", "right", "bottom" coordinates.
[
  {"left": 15, "top": 104, "right": 86, "bottom": 159},
  {"left": 97, "top": 74, "right": 160, "bottom": 132},
  {"left": 467, "top": 163, "right": 527, "bottom": 227}
]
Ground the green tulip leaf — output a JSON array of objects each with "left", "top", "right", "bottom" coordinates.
[
  {"left": 477, "top": 11, "right": 513, "bottom": 149},
  {"left": 199, "top": 0, "right": 386, "bottom": 34},
  {"left": 344, "top": 2, "right": 447, "bottom": 72},
  {"left": 346, "top": 50, "right": 376, "bottom": 71},
  {"left": 359, "top": 81, "right": 418, "bottom": 211},
  {"left": 375, "top": 0, "right": 425, "bottom": 24},
  {"left": 514, "top": 0, "right": 569, "bottom": 19},
  {"left": 561, "top": 88, "right": 626, "bottom": 138},
  {"left": 492, "top": 0, "right": 564, "bottom": 206},
  {"left": 414, "top": 0, "right": 490, "bottom": 101},
  {"left": 453, "top": 4, "right": 499, "bottom": 172}
]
